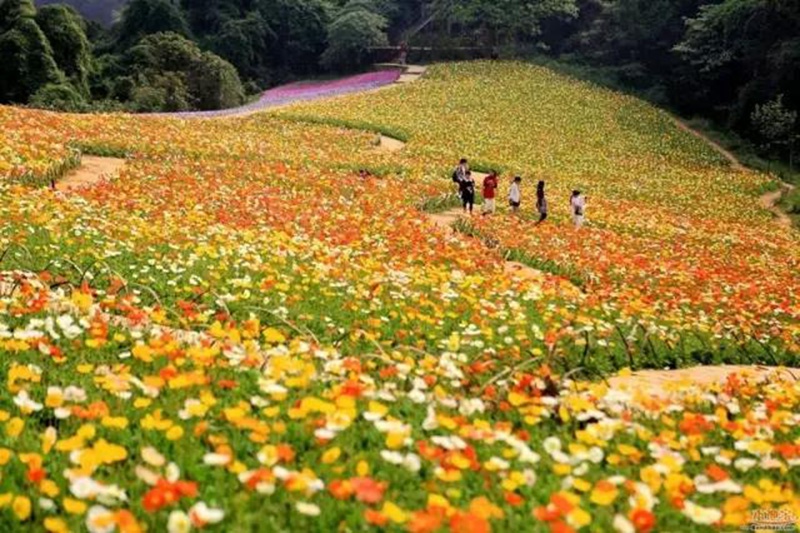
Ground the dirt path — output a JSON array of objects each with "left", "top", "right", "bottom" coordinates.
[
  {"left": 378, "top": 135, "right": 406, "bottom": 153},
  {"left": 673, "top": 119, "right": 744, "bottom": 171},
  {"left": 425, "top": 169, "right": 555, "bottom": 285},
  {"left": 56, "top": 156, "right": 125, "bottom": 191},
  {"left": 759, "top": 183, "right": 796, "bottom": 228},
  {"left": 428, "top": 206, "right": 549, "bottom": 284},
  {"left": 609, "top": 365, "right": 798, "bottom": 399},
  {"left": 673, "top": 118, "right": 796, "bottom": 227}
]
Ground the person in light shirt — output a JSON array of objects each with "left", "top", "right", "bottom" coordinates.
[
  {"left": 570, "top": 190, "right": 586, "bottom": 228},
  {"left": 508, "top": 176, "right": 522, "bottom": 213}
]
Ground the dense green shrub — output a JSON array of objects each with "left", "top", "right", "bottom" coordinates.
[
  {"left": 188, "top": 51, "right": 245, "bottom": 110},
  {"left": 125, "top": 32, "right": 243, "bottom": 111},
  {"left": 129, "top": 84, "right": 166, "bottom": 112},
  {"left": 29, "top": 82, "right": 86, "bottom": 110}
]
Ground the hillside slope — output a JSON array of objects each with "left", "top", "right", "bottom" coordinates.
[
  {"left": 280, "top": 61, "right": 800, "bottom": 358},
  {"left": 0, "top": 61, "right": 799, "bottom": 531}
]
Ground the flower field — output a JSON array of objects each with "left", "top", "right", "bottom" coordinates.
[{"left": 0, "top": 61, "right": 798, "bottom": 532}]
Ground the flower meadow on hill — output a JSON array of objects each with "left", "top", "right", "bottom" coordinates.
[
  {"left": 0, "top": 61, "right": 799, "bottom": 531},
  {"left": 282, "top": 61, "right": 800, "bottom": 357}
]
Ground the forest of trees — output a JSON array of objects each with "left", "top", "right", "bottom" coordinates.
[{"left": 2, "top": 0, "right": 798, "bottom": 162}]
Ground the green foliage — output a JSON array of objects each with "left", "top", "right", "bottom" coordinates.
[
  {"left": 443, "top": 0, "right": 579, "bottom": 46},
  {"left": 322, "top": 2, "right": 389, "bottom": 70},
  {"left": 188, "top": 51, "right": 245, "bottom": 110},
  {"left": 115, "top": 0, "right": 188, "bottom": 49},
  {"left": 35, "top": 4, "right": 92, "bottom": 96},
  {"left": 129, "top": 83, "right": 168, "bottom": 112},
  {"left": 257, "top": 0, "right": 329, "bottom": 77},
  {"left": 28, "top": 82, "right": 86, "bottom": 110},
  {"left": 0, "top": 9, "right": 64, "bottom": 103},
  {"left": 778, "top": 187, "right": 800, "bottom": 217},
  {"left": 673, "top": 0, "right": 800, "bottom": 131},
  {"left": 125, "top": 31, "right": 243, "bottom": 111},
  {"left": 210, "top": 12, "right": 272, "bottom": 78},
  {"left": 35, "top": 0, "right": 128, "bottom": 26},
  {"left": 751, "top": 95, "right": 797, "bottom": 151},
  {"left": 0, "top": 0, "right": 37, "bottom": 31}
]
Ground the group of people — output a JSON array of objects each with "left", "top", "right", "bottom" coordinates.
[{"left": 452, "top": 159, "right": 586, "bottom": 227}]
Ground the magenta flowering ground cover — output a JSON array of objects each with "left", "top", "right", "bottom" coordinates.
[{"left": 162, "top": 70, "right": 402, "bottom": 119}]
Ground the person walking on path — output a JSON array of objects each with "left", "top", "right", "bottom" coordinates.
[
  {"left": 509, "top": 176, "right": 522, "bottom": 213},
  {"left": 570, "top": 190, "right": 586, "bottom": 228},
  {"left": 460, "top": 171, "right": 476, "bottom": 214},
  {"left": 482, "top": 170, "right": 499, "bottom": 215},
  {"left": 536, "top": 180, "right": 548, "bottom": 224},
  {"left": 398, "top": 41, "right": 409, "bottom": 65},
  {"left": 452, "top": 158, "right": 469, "bottom": 192}
]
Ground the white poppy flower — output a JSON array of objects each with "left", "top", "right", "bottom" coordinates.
[
  {"left": 189, "top": 501, "right": 225, "bottom": 525},
  {"left": 296, "top": 502, "right": 320, "bottom": 516},
  {"left": 168, "top": 510, "right": 192, "bottom": 533}
]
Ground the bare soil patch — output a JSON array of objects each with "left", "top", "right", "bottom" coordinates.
[{"left": 57, "top": 156, "right": 125, "bottom": 191}]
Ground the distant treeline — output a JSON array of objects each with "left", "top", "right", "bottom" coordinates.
[
  {"left": 536, "top": 0, "right": 799, "bottom": 165},
  {"left": 1, "top": 0, "right": 428, "bottom": 112}
]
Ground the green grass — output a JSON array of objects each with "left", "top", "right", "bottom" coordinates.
[{"left": 70, "top": 142, "right": 131, "bottom": 159}]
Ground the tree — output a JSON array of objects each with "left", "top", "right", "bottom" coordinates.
[
  {"left": 258, "top": 0, "right": 329, "bottom": 77},
  {"left": 188, "top": 50, "right": 245, "bottom": 110},
  {"left": 127, "top": 30, "right": 201, "bottom": 73},
  {"left": 36, "top": 0, "right": 129, "bottom": 26},
  {"left": 115, "top": 0, "right": 189, "bottom": 49},
  {"left": 35, "top": 4, "right": 93, "bottom": 96},
  {"left": 29, "top": 82, "right": 86, "bottom": 110},
  {"left": 0, "top": 0, "right": 36, "bottom": 31},
  {"left": 125, "top": 32, "right": 243, "bottom": 111},
  {"left": 210, "top": 11, "right": 274, "bottom": 83},
  {"left": 440, "top": 0, "right": 578, "bottom": 47},
  {"left": 566, "top": 0, "right": 702, "bottom": 89},
  {"left": 752, "top": 95, "right": 798, "bottom": 170},
  {"left": 322, "top": 2, "right": 388, "bottom": 70},
  {"left": 675, "top": 0, "right": 800, "bottom": 130},
  {"left": 0, "top": 2, "right": 64, "bottom": 103}
]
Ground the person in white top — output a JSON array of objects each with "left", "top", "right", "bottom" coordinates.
[
  {"left": 570, "top": 190, "right": 586, "bottom": 228},
  {"left": 508, "top": 176, "right": 522, "bottom": 212}
]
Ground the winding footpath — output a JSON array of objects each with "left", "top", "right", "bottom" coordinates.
[
  {"left": 674, "top": 118, "right": 795, "bottom": 227},
  {"left": 760, "top": 183, "right": 796, "bottom": 228}
]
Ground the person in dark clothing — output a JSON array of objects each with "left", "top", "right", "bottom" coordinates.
[
  {"left": 536, "top": 180, "right": 548, "bottom": 224},
  {"left": 452, "top": 158, "right": 469, "bottom": 194},
  {"left": 460, "top": 170, "right": 476, "bottom": 214}
]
